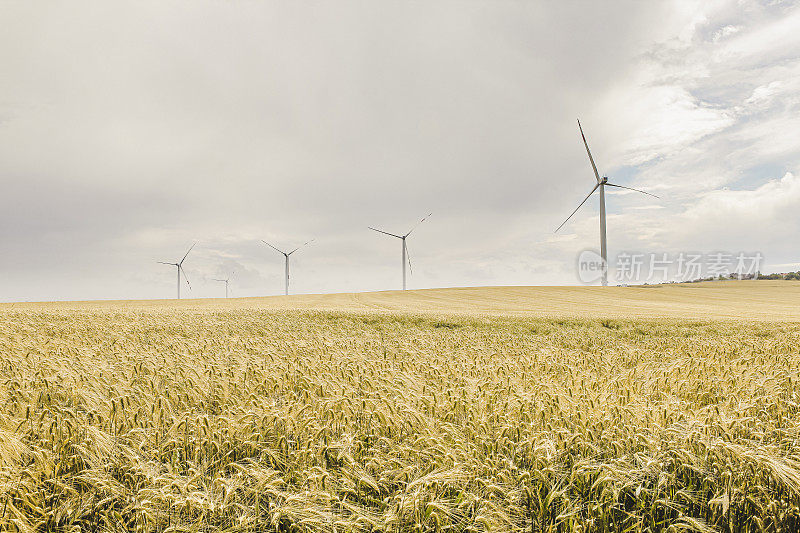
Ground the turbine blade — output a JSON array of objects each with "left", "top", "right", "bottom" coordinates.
[
  {"left": 404, "top": 240, "right": 413, "bottom": 274},
  {"left": 288, "top": 239, "right": 315, "bottom": 256},
  {"left": 606, "top": 182, "right": 660, "bottom": 199},
  {"left": 555, "top": 183, "right": 600, "bottom": 232},
  {"left": 212, "top": 278, "right": 226, "bottom": 282},
  {"left": 179, "top": 242, "right": 196, "bottom": 265},
  {"left": 157, "top": 261, "right": 176, "bottom": 266},
  {"left": 368, "top": 227, "right": 402, "bottom": 239},
  {"left": 261, "top": 240, "right": 285, "bottom": 255},
  {"left": 405, "top": 212, "right": 432, "bottom": 237},
  {"left": 180, "top": 265, "right": 191, "bottom": 290},
  {"left": 578, "top": 119, "right": 601, "bottom": 184}
]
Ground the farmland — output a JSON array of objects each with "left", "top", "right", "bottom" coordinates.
[{"left": 1, "top": 282, "right": 799, "bottom": 531}]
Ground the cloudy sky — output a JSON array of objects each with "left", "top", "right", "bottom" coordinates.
[{"left": 1, "top": 1, "right": 799, "bottom": 301}]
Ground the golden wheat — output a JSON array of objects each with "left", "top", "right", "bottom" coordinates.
[{"left": 0, "top": 304, "right": 798, "bottom": 532}]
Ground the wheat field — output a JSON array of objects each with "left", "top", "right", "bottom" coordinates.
[{"left": 1, "top": 282, "right": 799, "bottom": 532}]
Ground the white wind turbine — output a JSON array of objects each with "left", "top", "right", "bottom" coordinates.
[
  {"left": 555, "top": 120, "right": 658, "bottom": 286},
  {"left": 261, "top": 240, "right": 313, "bottom": 295},
  {"left": 158, "top": 243, "right": 195, "bottom": 299},
  {"left": 369, "top": 213, "right": 431, "bottom": 291},
  {"left": 212, "top": 273, "right": 233, "bottom": 298}
]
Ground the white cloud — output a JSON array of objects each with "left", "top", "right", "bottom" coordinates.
[
  {"left": 620, "top": 172, "right": 800, "bottom": 263},
  {"left": 601, "top": 82, "right": 734, "bottom": 167},
  {"left": 630, "top": 205, "right": 666, "bottom": 210},
  {"left": 682, "top": 172, "right": 800, "bottom": 226},
  {"left": 713, "top": 24, "right": 740, "bottom": 41}
]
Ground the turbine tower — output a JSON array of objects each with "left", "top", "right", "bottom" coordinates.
[
  {"left": 555, "top": 120, "right": 658, "bottom": 286},
  {"left": 158, "top": 243, "right": 195, "bottom": 299},
  {"left": 369, "top": 213, "right": 431, "bottom": 290},
  {"left": 212, "top": 274, "right": 232, "bottom": 298},
  {"left": 261, "top": 240, "right": 313, "bottom": 295}
]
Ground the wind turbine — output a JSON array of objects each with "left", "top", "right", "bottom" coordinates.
[
  {"left": 555, "top": 120, "right": 658, "bottom": 286},
  {"left": 369, "top": 213, "right": 431, "bottom": 290},
  {"left": 158, "top": 243, "right": 195, "bottom": 299},
  {"left": 212, "top": 273, "right": 232, "bottom": 298},
  {"left": 261, "top": 239, "right": 313, "bottom": 295}
]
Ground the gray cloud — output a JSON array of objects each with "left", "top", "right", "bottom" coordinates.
[{"left": 0, "top": 1, "right": 798, "bottom": 301}]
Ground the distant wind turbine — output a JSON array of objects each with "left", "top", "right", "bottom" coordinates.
[
  {"left": 555, "top": 120, "right": 658, "bottom": 286},
  {"left": 261, "top": 239, "right": 313, "bottom": 295},
  {"left": 158, "top": 243, "right": 196, "bottom": 299},
  {"left": 212, "top": 273, "right": 233, "bottom": 298},
  {"left": 369, "top": 213, "right": 432, "bottom": 290}
]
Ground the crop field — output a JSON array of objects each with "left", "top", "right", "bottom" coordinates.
[{"left": 1, "top": 283, "right": 799, "bottom": 532}]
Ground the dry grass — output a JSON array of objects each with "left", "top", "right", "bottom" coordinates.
[
  {"left": 4, "top": 280, "right": 799, "bottom": 321},
  {"left": 1, "top": 285, "right": 799, "bottom": 531}
]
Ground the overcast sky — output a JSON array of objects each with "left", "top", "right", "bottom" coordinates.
[{"left": 1, "top": 0, "right": 799, "bottom": 301}]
